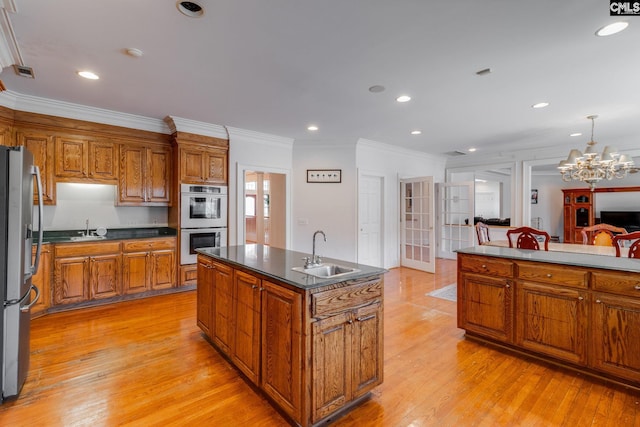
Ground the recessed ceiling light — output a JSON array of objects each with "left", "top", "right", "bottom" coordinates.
[
  {"left": 125, "top": 48, "right": 144, "bottom": 57},
  {"left": 468, "top": 147, "right": 477, "bottom": 152},
  {"left": 307, "top": 125, "right": 318, "bottom": 131},
  {"left": 570, "top": 132, "right": 582, "bottom": 137},
  {"left": 596, "top": 21, "right": 629, "bottom": 36},
  {"left": 532, "top": 102, "right": 549, "bottom": 109},
  {"left": 396, "top": 95, "right": 411, "bottom": 103},
  {"left": 77, "top": 71, "right": 99, "bottom": 80},
  {"left": 410, "top": 130, "right": 422, "bottom": 135},
  {"left": 369, "top": 85, "right": 385, "bottom": 93},
  {"left": 177, "top": 1, "right": 204, "bottom": 18}
]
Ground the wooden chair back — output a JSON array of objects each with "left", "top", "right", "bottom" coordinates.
[
  {"left": 506, "top": 226, "right": 550, "bottom": 251},
  {"left": 581, "top": 223, "right": 627, "bottom": 246},
  {"left": 475, "top": 222, "right": 490, "bottom": 245},
  {"left": 612, "top": 231, "right": 640, "bottom": 258}
]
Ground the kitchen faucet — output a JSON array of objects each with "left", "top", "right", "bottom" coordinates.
[
  {"left": 85, "top": 219, "right": 90, "bottom": 236},
  {"left": 305, "top": 230, "right": 326, "bottom": 268}
]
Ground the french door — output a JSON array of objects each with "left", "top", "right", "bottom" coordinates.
[{"left": 401, "top": 177, "right": 435, "bottom": 273}]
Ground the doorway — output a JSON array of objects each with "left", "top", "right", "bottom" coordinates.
[
  {"left": 244, "top": 171, "right": 286, "bottom": 248},
  {"left": 358, "top": 174, "right": 384, "bottom": 267},
  {"left": 400, "top": 177, "right": 435, "bottom": 273}
]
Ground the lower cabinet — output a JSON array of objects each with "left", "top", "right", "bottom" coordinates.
[
  {"left": 122, "top": 238, "right": 176, "bottom": 294},
  {"left": 196, "top": 254, "right": 383, "bottom": 427}
]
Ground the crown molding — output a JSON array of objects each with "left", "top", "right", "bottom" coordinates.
[
  {"left": 357, "top": 138, "right": 446, "bottom": 161},
  {"left": 0, "top": 1, "right": 21, "bottom": 69},
  {"left": 226, "top": 126, "right": 294, "bottom": 149},
  {"left": 164, "top": 116, "right": 228, "bottom": 139}
]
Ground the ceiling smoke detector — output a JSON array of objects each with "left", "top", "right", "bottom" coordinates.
[
  {"left": 14, "top": 65, "right": 35, "bottom": 79},
  {"left": 177, "top": 1, "right": 205, "bottom": 17}
]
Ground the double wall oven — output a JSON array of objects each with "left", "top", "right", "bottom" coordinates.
[{"left": 180, "top": 184, "right": 227, "bottom": 265}]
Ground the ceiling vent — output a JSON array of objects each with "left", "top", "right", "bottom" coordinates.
[
  {"left": 14, "top": 64, "right": 35, "bottom": 78},
  {"left": 445, "top": 150, "right": 467, "bottom": 157}
]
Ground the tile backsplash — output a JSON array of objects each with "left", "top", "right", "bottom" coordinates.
[{"left": 38, "top": 183, "right": 168, "bottom": 231}]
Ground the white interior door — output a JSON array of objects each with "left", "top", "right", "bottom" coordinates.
[
  {"left": 358, "top": 174, "right": 383, "bottom": 267},
  {"left": 401, "top": 177, "right": 435, "bottom": 273},
  {"left": 437, "top": 181, "right": 474, "bottom": 260}
]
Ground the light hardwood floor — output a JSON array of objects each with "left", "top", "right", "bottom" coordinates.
[{"left": 2, "top": 259, "right": 640, "bottom": 426}]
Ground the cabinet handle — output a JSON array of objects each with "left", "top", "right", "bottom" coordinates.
[
  {"left": 546, "top": 273, "right": 552, "bottom": 278},
  {"left": 596, "top": 299, "right": 602, "bottom": 304},
  {"left": 251, "top": 285, "right": 258, "bottom": 289},
  {"left": 481, "top": 264, "right": 487, "bottom": 269},
  {"left": 505, "top": 283, "right": 510, "bottom": 288},
  {"left": 259, "top": 287, "right": 265, "bottom": 291},
  {"left": 356, "top": 314, "right": 375, "bottom": 322},
  {"left": 634, "top": 285, "right": 640, "bottom": 290},
  {"left": 347, "top": 319, "right": 353, "bottom": 324},
  {"left": 578, "top": 296, "right": 584, "bottom": 301}
]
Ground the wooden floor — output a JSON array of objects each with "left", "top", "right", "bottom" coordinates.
[{"left": 2, "top": 259, "right": 640, "bottom": 426}]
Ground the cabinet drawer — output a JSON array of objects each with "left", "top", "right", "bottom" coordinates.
[
  {"left": 517, "top": 261, "right": 587, "bottom": 288},
  {"left": 312, "top": 278, "right": 382, "bottom": 317},
  {"left": 122, "top": 237, "right": 175, "bottom": 252},
  {"left": 55, "top": 241, "right": 121, "bottom": 257},
  {"left": 459, "top": 255, "right": 513, "bottom": 278},
  {"left": 592, "top": 270, "right": 640, "bottom": 297}
]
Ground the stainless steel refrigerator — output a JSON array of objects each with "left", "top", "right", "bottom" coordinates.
[{"left": 1, "top": 145, "right": 43, "bottom": 403}]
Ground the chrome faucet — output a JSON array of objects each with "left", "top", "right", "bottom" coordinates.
[
  {"left": 85, "top": 219, "right": 90, "bottom": 236},
  {"left": 306, "top": 230, "right": 326, "bottom": 268}
]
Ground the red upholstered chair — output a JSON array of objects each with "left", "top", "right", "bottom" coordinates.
[
  {"left": 612, "top": 231, "right": 640, "bottom": 258},
  {"left": 581, "top": 223, "right": 627, "bottom": 246},
  {"left": 506, "top": 226, "right": 550, "bottom": 251},
  {"left": 475, "top": 222, "right": 490, "bottom": 245}
]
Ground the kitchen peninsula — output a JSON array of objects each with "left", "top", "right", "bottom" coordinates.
[
  {"left": 457, "top": 245, "right": 640, "bottom": 388},
  {"left": 196, "top": 244, "right": 386, "bottom": 427}
]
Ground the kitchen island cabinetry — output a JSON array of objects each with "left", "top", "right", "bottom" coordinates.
[
  {"left": 122, "top": 238, "right": 176, "bottom": 294},
  {"left": 53, "top": 241, "right": 122, "bottom": 305},
  {"left": 118, "top": 144, "right": 172, "bottom": 206},
  {"left": 457, "top": 246, "right": 640, "bottom": 388},
  {"left": 196, "top": 245, "right": 385, "bottom": 427}
]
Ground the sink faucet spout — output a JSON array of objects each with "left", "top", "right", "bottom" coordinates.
[
  {"left": 85, "top": 219, "right": 90, "bottom": 237},
  {"left": 311, "top": 230, "right": 327, "bottom": 267}
]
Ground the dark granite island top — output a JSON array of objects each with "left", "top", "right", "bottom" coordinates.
[
  {"left": 196, "top": 244, "right": 387, "bottom": 290},
  {"left": 35, "top": 227, "right": 177, "bottom": 244}
]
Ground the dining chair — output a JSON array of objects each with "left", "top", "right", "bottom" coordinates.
[
  {"left": 612, "top": 231, "right": 640, "bottom": 258},
  {"left": 506, "top": 226, "right": 550, "bottom": 251},
  {"left": 475, "top": 222, "right": 491, "bottom": 245},
  {"left": 581, "top": 223, "right": 627, "bottom": 246}
]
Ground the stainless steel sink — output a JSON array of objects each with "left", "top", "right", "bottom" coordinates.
[
  {"left": 292, "top": 263, "right": 360, "bottom": 278},
  {"left": 69, "top": 235, "right": 107, "bottom": 242}
]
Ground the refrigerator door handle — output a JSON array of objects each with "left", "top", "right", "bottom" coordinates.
[
  {"left": 20, "top": 284, "right": 41, "bottom": 312},
  {"left": 31, "top": 165, "right": 44, "bottom": 275}
]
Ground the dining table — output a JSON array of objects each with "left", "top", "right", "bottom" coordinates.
[{"left": 484, "top": 240, "right": 629, "bottom": 258}]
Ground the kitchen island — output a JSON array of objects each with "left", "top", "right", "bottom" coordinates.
[
  {"left": 196, "top": 244, "right": 386, "bottom": 427},
  {"left": 457, "top": 245, "right": 640, "bottom": 388}
]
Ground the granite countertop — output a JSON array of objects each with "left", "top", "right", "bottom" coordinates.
[
  {"left": 457, "top": 245, "right": 640, "bottom": 273},
  {"left": 197, "top": 244, "right": 387, "bottom": 290},
  {"left": 35, "top": 227, "right": 177, "bottom": 244}
]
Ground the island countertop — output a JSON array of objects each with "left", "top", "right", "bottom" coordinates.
[
  {"left": 196, "top": 244, "right": 387, "bottom": 290},
  {"left": 457, "top": 244, "right": 640, "bottom": 273}
]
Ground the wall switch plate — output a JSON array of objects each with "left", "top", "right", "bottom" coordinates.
[{"left": 298, "top": 218, "right": 309, "bottom": 226}]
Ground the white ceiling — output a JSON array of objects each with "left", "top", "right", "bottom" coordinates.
[{"left": 1, "top": 0, "right": 639, "bottom": 158}]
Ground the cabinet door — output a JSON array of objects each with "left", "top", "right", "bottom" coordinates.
[
  {"left": 204, "top": 150, "right": 227, "bottom": 184},
  {"left": 196, "top": 257, "right": 214, "bottom": 337},
  {"left": 54, "top": 256, "right": 90, "bottom": 304},
  {"left": 312, "top": 312, "right": 351, "bottom": 422},
  {"left": 212, "top": 261, "right": 234, "bottom": 355},
  {"left": 150, "top": 249, "right": 175, "bottom": 290},
  {"left": 459, "top": 272, "right": 513, "bottom": 343},
  {"left": 516, "top": 281, "right": 587, "bottom": 365},
  {"left": 592, "top": 293, "right": 640, "bottom": 382},
  {"left": 89, "top": 254, "right": 122, "bottom": 299},
  {"left": 55, "top": 137, "right": 88, "bottom": 178},
  {"left": 119, "top": 145, "right": 147, "bottom": 204},
  {"left": 351, "top": 301, "right": 383, "bottom": 399},
  {"left": 146, "top": 146, "right": 171, "bottom": 203},
  {"left": 89, "top": 141, "right": 117, "bottom": 180},
  {"left": 122, "top": 252, "right": 150, "bottom": 294},
  {"left": 18, "top": 132, "right": 55, "bottom": 204},
  {"left": 180, "top": 148, "right": 205, "bottom": 183},
  {"left": 232, "top": 270, "right": 261, "bottom": 384},
  {"left": 31, "top": 245, "right": 51, "bottom": 317},
  {"left": 260, "top": 281, "right": 302, "bottom": 424}
]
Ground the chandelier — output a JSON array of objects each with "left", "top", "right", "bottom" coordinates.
[{"left": 558, "top": 115, "right": 635, "bottom": 189}]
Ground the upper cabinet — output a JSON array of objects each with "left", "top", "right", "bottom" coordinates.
[
  {"left": 16, "top": 131, "right": 56, "bottom": 205},
  {"left": 118, "top": 143, "right": 172, "bottom": 206},
  {"left": 55, "top": 136, "right": 118, "bottom": 182},
  {"left": 180, "top": 146, "right": 227, "bottom": 185}
]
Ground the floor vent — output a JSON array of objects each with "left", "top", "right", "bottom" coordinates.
[{"left": 14, "top": 65, "right": 35, "bottom": 78}]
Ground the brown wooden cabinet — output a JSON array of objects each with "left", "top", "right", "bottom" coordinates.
[
  {"left": 232, "top": 270, "right": 262, "bottom": 385},
  {"left": 16, "top": 132, "right": 55, "bottom": 205},
  {"left": 562, "top": 188, "right": 594, "bottom": 243},
  {"left": 196, "top": 256, "right": 214, "bottom": 337},
  {"left": 54, "top": 136, "right": 118, "bottom": 182},
  {"left": 119, "top": 144, "right": 172, "bottom": 206},
  {"left": 31, "top": 244, "right": 52, "bottom": 318},
  {"left": 179, "top": 146, "right": 227, "bottom": 185},
  {"left": 122, "top": 238, "right": 176, "bottom": 294},
  {"left": 211, "top": 260, "right": 233, "bottom": 355},
  {"left": 53, "top": 242, "right": 122, "bottom": 305}
]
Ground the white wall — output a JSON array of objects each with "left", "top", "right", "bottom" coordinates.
[
  {"left": 530, "top": 174, "right": 565, "bottom": 238},
  {"left": 41, "top": 183, "right": 168, "bottom": 231},
  {"left": 356, "top": 139, "right": 447, "bottom": 268}
]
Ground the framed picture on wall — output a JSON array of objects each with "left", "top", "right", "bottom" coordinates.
[
  {"left": 307, "top": 169, "right": 342, "bottom": 183},
  {"left": 531, "top": 189, "right": 538, "bottom": 204}
]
